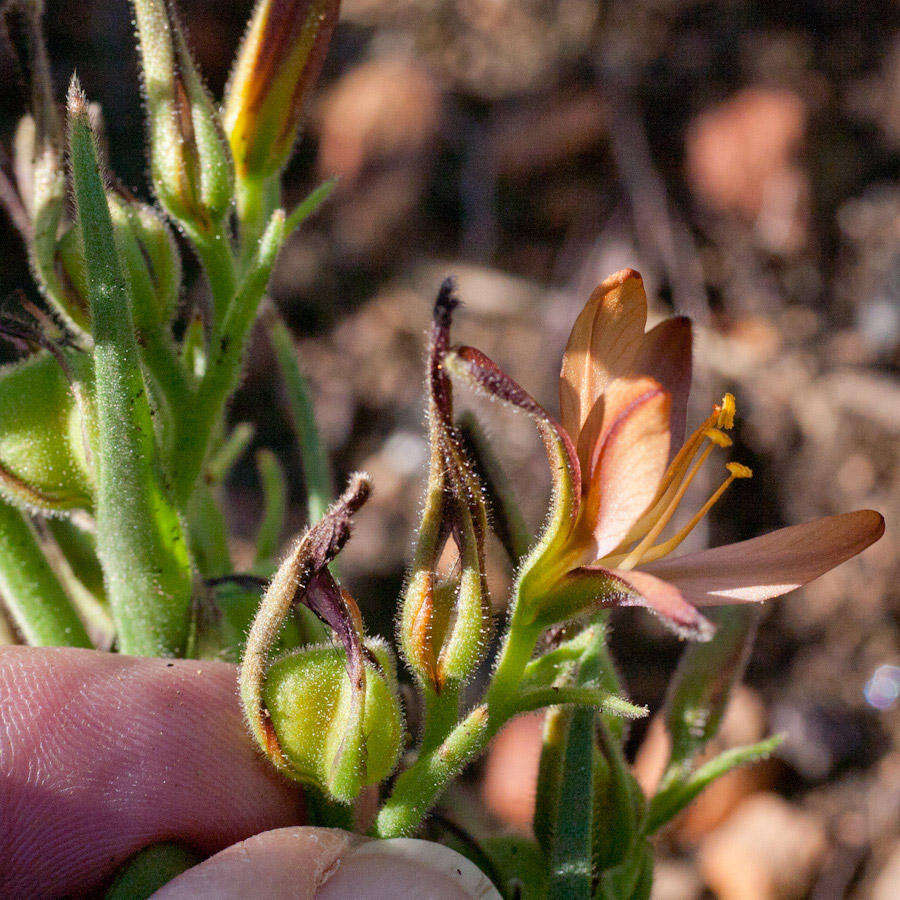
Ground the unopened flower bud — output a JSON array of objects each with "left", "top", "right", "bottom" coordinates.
[
  {"left": 223, "top": 0, "right": 340, "bottom": 181},
  {"left": 4, "top": 3, "right": 91, "bottom": 338},
  {"left": 130, "top": 0, "right": 234, "bottom": 233},
  {"left": 263, "top": 638, "right": 403, "bottom": 801},
  {"left": 108, "top": 193, "right": 182, "bottom": 328},
  {"left": 0, "top": 350, "right": 95, "bottom": 512}
]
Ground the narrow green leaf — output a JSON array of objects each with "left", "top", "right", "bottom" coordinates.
[
  {"left": 0, "top": 498, "right": 91, "bottom": 647},
  {"left": 186, "top": 483, "right": 231, "bottom": 578},
  {"left": 284, "top": 179, "right": 337, "bottom": 237},
  {"left": 644, "top": 735, "right": 784, "bottom": 835},
  {"left": 254, "top": 448, "right": 287, "bottom": 563},
  {"left": 597, "top": 840, "right": 653, "bottom": 900},
  {"left": 206, "top": 422, "right": 255, "bottom": 485},
  {"left": 548, "top": 705, "right": 594, "bottom": 900},
  {"left": 46, "top": 516, "right": 105, "bottom": 600},
  {"left": 664, "top": 606, "right": 760, "bottom": 774},
  {"left": 68, "top": 81, "right": 193, "bottom": 656},
  {"left": 266, "top": 309, "right": 333, "bottom": 523},
  {"left": 516, "top": 685, "right": 647, "bottom": 719}
]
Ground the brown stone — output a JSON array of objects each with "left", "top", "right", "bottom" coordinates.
[{"left": 698, "top": 794, "right": 827, "bottom": 899}]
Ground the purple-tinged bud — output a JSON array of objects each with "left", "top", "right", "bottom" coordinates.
[{"left": 223, "top": 0, "right": 340, "bottom": 180}]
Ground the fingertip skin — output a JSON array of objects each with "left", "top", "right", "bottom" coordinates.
[
  {"left": 0, "top": 647, "right": 303, "bottom": 896},
  {"left": 153, "top": 828, "right": 502, "bottom": 899},
  {"left": 152, "top": 827, "right": 363, "bottom": 899}
]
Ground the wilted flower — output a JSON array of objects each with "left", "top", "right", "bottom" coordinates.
[
  {"left": 239, "top": 472, "right": 403, "bottom": 801},
  {"left": 223, "top": 0, "right": 340, "bottom": 181},
  {"left": 447, "top": 269, "right": 884, "bottom": 639},
  {"left": 399, "top": 280, "right": 492, "bottom": 693}
]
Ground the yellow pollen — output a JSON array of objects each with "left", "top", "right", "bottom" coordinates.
[
  {"left": 717, "top": 393, "right": 736, "bottom": 429},
  {"left": 727, "top": 462, "right": 753, "bottom": 479},
  {"left": 704, "top": 428, "right": 733, "bottom": 448}
]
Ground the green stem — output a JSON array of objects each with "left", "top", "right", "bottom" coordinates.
[
  {"left": 374, "top": 703, "right": 492, "bottom": 839},
  {"left": 168, "top": 213, "right": 285, "bottom": 506},
  {"left": 376, "top": 602, "right": 541, "bottom": 838},
  {"left": 420, "top": 682, "right": 461, "bottom": 755},
  {"left": 236, "top": 176, "right": 280, "bottom": 275},
  {"left": 266, "top": 309, "right": 333, "bottom": 523},
  {"left": 0, "top": 499, "right": 91, "bottom": 647},
  {"left": 191, "top": 221, "right": 237, "bottom": 327}
]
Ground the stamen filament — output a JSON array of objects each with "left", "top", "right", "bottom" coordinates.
[
  {"left": 634, "top": 462, "right": 753, "bottom": 565},
  {"left": 616, "top": 439, "right": 718, "bottom": 570},
  {"left": 611, "top": 424, "right": 732, "bottom": 552}
]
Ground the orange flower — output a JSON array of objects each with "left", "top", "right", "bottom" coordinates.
[{"left": 447, "top": 269, "right": 884, "bottom": 639}]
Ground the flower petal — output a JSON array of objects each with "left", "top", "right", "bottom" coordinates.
[
  {"left": 531, "top": 564, "right": 713, "bottom": 641},
  {"left": 582, "top": 378, "right": 671, "bottom": 559},
  {"left": 631, "top": 316, "right": 692, "bottom": 456},
  {"left": 559, "top": 269, "right": 647, "bottom": 448},
  {"left": 640, "top": 510, "right": 885, "bottom": 605}
]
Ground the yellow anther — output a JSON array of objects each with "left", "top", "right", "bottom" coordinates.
[
  {"left": 727, "top": 462, "right": 753, "bottom": 479},
  {"left": 704, "top": 428, "right": 733, "bottom": 448},
  {"left": 717, "top": 393, "right": 736, "bottom": 429}
]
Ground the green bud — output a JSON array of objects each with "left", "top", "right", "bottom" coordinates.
[
  {"left": 223, "top": 0, "right": 340, "bottom": 181},
  {"left": 51, "top": 224, "right": 91, "bottom": 329},
  {"left": 263, "top": 638, "right": 403, "bottom": 802},
  {"left": 5, "top": 0, "right": 90, "bottom": 339},
  {"left": 0, "top": 351, "right": 95, "bottom": 512},
  {"left": 130, "top": 0, "right": 234, "bottom": 233},
  {"left": 108, "top": 193, "right": 182, "bottom": 328}
]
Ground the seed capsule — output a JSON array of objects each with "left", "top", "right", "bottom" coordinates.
[
  {"left": 263, "top": 638, "right": 403, "bottom": 802},
  {"left": 0, "top": 351, "right": 95, "bottom": 512}
]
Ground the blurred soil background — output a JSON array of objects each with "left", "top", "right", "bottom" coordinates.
[{"left": 1, "top": 0, "right": 898, "bottom": 896}]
